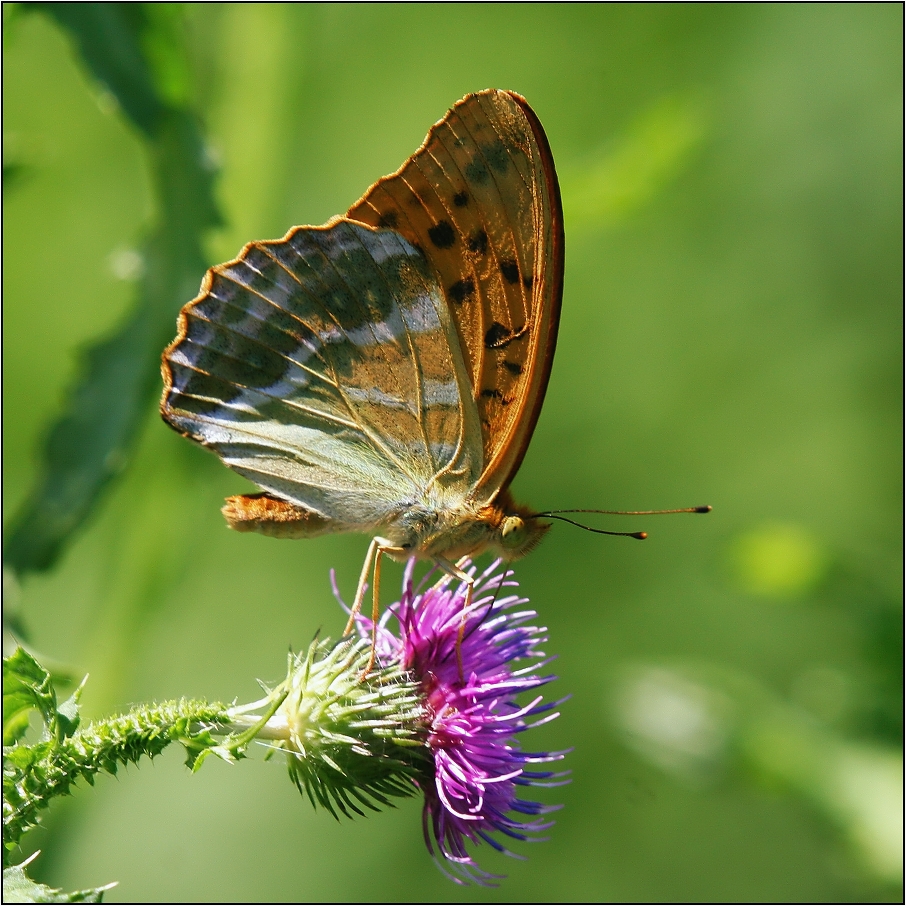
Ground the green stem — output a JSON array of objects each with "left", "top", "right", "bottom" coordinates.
[{"left": 3, "top": 699, "right": 229, "bottom": 862}]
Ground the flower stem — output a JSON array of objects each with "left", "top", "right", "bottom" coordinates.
[{"left": 3, "top": 699, "right": 230, "bottom": 861}]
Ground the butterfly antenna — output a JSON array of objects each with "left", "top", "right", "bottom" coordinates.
[
  {"left": 540, "top": 514, "right": 648, "bottom": 539},
  {"left": 539, "top": 506, "right": 712, "bottom": 516},
  {"left": 534, "top": 505, "right": 711, "bottom": 539}
]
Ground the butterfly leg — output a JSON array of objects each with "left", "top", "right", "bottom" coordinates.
[
  {"left": 344, "top": 537, "right": 406, "bottom": 679},
  {"left": 343, "top": 537, "right": 380, "bottom": 638},
  {"left": 434, "top": 557, "right": 476, "bottom": 682}
]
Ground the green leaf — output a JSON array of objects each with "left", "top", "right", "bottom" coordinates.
[
  {"left": 2, "top": 650, "right": 85, "bottom": 744},
  {"left": 3, "top": 711, "right": 32, "bottom": 747},
  {"left": 4, "top": 741, "right": 54, "bottom": 775},
  {"left": 3, "top": 859, "right": 115, "bottom": 904},
  {"left": 3, "top": 649, "right": 56, "bottom": 739},
  {"left": 3, "top": 5, "right": 221, "bottom": 579},
  {"left": 187, "top": 744, "right": 241, "bottom": 773},
  {"left": 138, "top": 4, "right": 192, "bottom": 108},
  {"left": 30, "top": 3, "right": 164, "bottom": 136},
  {"left": 55, "top": 676, "right": 87, "bottom": 740}
]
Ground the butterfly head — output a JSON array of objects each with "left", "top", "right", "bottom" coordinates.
[{"left": 482, "top": 490, "right": 551, "bottom": 561}]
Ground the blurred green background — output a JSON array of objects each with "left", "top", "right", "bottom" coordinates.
[{"left": 3, "top": 3, "right": 901, "bottom": 902}]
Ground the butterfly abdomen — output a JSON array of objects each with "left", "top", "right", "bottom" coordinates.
[{"left": 222, "top": 493, "right": 331, "bottom": 539}]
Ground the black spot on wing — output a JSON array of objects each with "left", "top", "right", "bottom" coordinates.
[
  {"left": 465, "top": 157, "right": 489, "bottom": 185},
  {"left": 466, "top": 229, "right": 488, "bottom": 255},
  {"left": 453, "top": 191, "right": 469, "bottom": 207},
  {"left": 465, "top": 139, "right": 510, "bottom": 186},
  {"left": 378, "top": 211, "right": 399, "bottom": 228},
  {"left": 502, "top": 360, "right": 523, "bottom": 376},
  {"left": 482, "top": 140, "right": 509, "bottom": 174},
  {"left": 484, "top": 321, "right": 511, "bottom": 348},
  {"left": 481, "top": 387, "right": 503, "bottom": 400},
  {"left": 500, "top": 258, "right": 520, "bottom": 284},
  {"left": 428, "top": 220, "right": 455, "bottom": 249},
  {"left": 448, "top": 277, "right": 475, "bottom": 304}
]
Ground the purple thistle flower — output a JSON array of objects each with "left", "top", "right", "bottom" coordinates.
[{"left": 343, "top": 559, "right": 569, "bottom": 886}]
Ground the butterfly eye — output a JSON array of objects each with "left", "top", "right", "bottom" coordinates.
[{"left": 500, "top": 516, "right": 526, "bottom": 546}]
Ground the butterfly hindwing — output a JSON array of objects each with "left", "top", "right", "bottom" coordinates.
[
  {"left": 162, "top": 220, "right": 482, "bottom": 529},
  {"left": 346, "top": 89, "right": 564, "bottom": 502}
]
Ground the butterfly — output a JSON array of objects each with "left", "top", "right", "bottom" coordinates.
[{"left": 161, "top": 89, "right": 563, "bottom": 661}]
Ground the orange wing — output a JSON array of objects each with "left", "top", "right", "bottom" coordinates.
[{"left": 346, "top": 89, "right": 564, "bottom": 503}]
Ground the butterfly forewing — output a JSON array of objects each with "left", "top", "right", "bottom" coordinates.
[
  {"left": 161, "top": 220, "right": 481, "bottom": 529},
  {"left": 346, "top": 89, "right": 563, "bottom": 501}
]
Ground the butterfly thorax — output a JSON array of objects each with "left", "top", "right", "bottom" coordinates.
[{"left": 380, "top": 488, "right": 551, "bottom": 563}]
